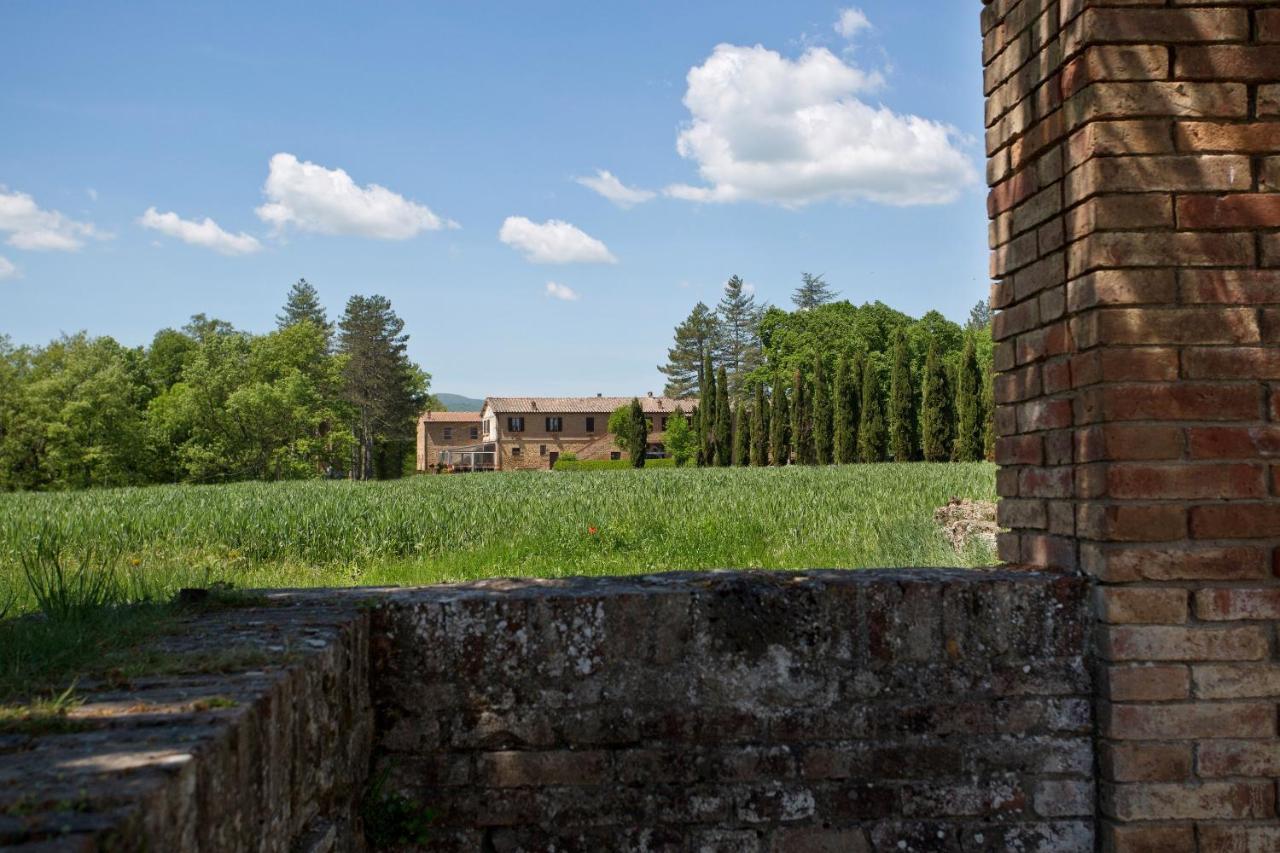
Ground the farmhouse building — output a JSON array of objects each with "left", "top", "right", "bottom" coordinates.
[
  {"left": 417, "top": 394, "right": 696, "bottom": 472},
  {"left": 415, "top": 410, "right": 484, "bottom": 470}
]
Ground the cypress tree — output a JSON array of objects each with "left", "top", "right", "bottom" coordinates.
[
  {"left": 833, "top": 353, "right": 859, "bottom": 464},
  {"left": 715, "top": 365, "right": 732, "bottom": 467},
  {"left": 750, "top": 384, "right": 768, "bottom": 466},
  {"left": 792, "top": 369, "right": 815, "bottom": 464},
  {"left": 812, "top": 352, "right": 833, "bottom": 465},
  {"left": 888, "top": 329, "right": 916, "bottom": 462},
  {"left": 858, "top": 359, "right": 886, "bottom": 463},
  {"left": 982, "top": 355, "right": 996, "bottom": 461},
  {"left": 628, "top": 397, "right": 648, "bottom": 468},
  {"left": 701, "top": 350, "right": 717, "bottom": 466},
  {"left": 733, "top": 401, "right": 750, "bottom": 466},
  {"left": 769, "top": 375, "right": 790, "bottom": 465},
  {"left": 955, "top": 334, "right": 984, "bottom": 462},
  {"left": 920, "top": 340, "right": 953, "bottom": 462}
]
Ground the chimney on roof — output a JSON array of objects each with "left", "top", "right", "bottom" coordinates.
[
  {"left": 597, "top": 393, "right": 602, "bottom": 397},
  {"left": 531, "top": 400, "right": 537, "bottom": 410},
  {"left": 647, "top": 391, "right": 654, "bottom": 397}
]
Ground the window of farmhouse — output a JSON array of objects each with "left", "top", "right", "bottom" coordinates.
[
  {"left": 443, "top": 427, "right": 453, "bottom": 439},
  {"left": 508, "top": 417, "right": 524, "bottom": 432},
  {"left": 511, "top": 447, "right": 522, "bottom": 458},
  {"left": 585, "top": 417, "right": 595, "bottom": 432},
  {"left": 469, "top": 427, "right": 479, "bottom": 440},
  {"left": 546, "top": 417, "right": 563, "bottom": 432}
]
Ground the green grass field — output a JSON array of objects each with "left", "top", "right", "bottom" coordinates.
[{"left": 0, "top": 463, "right": 996, "bottom": 615}]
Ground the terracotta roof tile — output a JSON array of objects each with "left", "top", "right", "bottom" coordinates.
[
  {"left": 483, "top": 396, "right": 698, "bottom": 415},
  {"left": 419, "top": 411, "right": 484, "bottom": 423}
]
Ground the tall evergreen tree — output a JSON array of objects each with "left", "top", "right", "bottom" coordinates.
[
  {"left": 812, "top": 352, "right": 833, "bottom": 465},
  {"left": 277, "top": 279, "right": 333, "bottom": 345},
  {"left": 715, "top": 275, "right": 764, "bottom": 400},
  {"left": 337, "top": 295, "right": 428, "bottom": 480},
  {"left": 658, "top": 302, "right": 720, "bottom": 398},
  {"left": 858, "top": 360, "right": 887, "bottom": 463},
  {"left": 983, "top": 359, "right": 996, "bottom": 461},
  {"left": 714, "top": 365, "right": 732, "bottom": 467},
  {"left": 833, "top": 353, "right": 859, "bottom": 464},
  {"left": 921, "top": 340, "right": 953, "bottom": 462},
  {"left": 750, "top": 383, "right": 769, "bottom": 466},
  {"left": 700, "top": 349, "right": 716, "bottom": 466},
  {"left": 733, "top": 401, "right": 750, "bottom": 466},
  {"left": 888, "top": 330, "right": 917, "bottom": 462},
  {"left": 791, "top": 369, "right": 815, "bottom": 465},
  {"left": 791, "top": 272, "right": 838, "bottom": 311},
  {"left": 627, "top": 397, "right": 648, "bottom": 468},
  {"left": 954, "top": 333, "right": 984, "bottom": 462},
  {"left": 769, "top": 375, "right": 790, "bottom": 466},
  {"left": 966, "top": 298, "right": 992, "bottom": 331}
]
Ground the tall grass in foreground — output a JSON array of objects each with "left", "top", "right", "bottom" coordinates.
[{"left": 0, "top": 463, "right": 997, "bottom": 615}]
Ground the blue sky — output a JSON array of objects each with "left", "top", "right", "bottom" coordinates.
[{"left": 0, "top": 2, "right": 987, "bottom": 397}]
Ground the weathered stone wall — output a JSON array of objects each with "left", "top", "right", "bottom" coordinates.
[
  {"left": 0, "top": 601, "right": 372, "bottom": 852},
  {"left": 984, "top": 0, "right": 1280, "bottom": 849},
  {"left": 368, "top": 570, "right": 1094, "bottom": 851}
]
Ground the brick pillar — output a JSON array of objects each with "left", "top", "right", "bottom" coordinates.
[{"left": 984, "top": 1, "right": 1280, "bottom": 849}]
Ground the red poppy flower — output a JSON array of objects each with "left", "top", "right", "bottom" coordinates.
[{"left": 588, "top": 526, "right": 598, "bottom": 535}]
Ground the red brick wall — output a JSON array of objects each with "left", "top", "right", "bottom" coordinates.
[{"left": 985, "top": 0, "right": 1280, "bottom": 848}]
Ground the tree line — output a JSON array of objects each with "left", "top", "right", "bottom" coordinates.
[
  {"left": 658, "top": 274, "right": 995, "bottom": 467},
  {"left": 0, "top": 280, "right": 430, "bottom": 490}
]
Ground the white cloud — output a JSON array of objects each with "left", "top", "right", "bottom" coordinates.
[
  {"left": 0, "top": 187, "right": 104, "bottom": 251},
  {"left": 575, "top": 169, "right": 655, "bottom": 208},
  {"left": 0, "top": 256, "right": 17, "bottom": 280},
  {"left": 139, "top": 208, "right": 263, "bottom": 256},
  {"left": 544, "top": 281, "right": 580, "bottom": 301},
  {"left": 664, "top": 44, "right": 976, "bottom": 207},
  {"left": 499, "top": 216, "right": 617, "bottom": 264},
  {"left": 835, "top": 7, "right": 871, "bottom": 38},
  {"left": 86, "top": 188, "right": 98, "bottom": 202},
  {"left": 255, "top": 153, "right": 455, "bottom": 239}
]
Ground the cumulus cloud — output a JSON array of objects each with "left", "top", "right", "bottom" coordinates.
[
  {"left": 139, "top": 208, "right": 262, "bottom": 255},
  {"left": 544, "top": 281, "right": 580, "bottom": 301},
  {"left": 575, "top": 169, "right": 655, "bottom": 208},
  {"left": 835, "top": 7, "right": 871, "bottom": 38},
  {"left": 664, "top": 44, "right": 976, "bottom": 207},
  {"left": 255, "top": 153, "right": 455, "bottom": 239},
  {"left": 499, "top": 216, "right": 617, "bottom": 264},
  {"left": 0, "top": 187, "right": 104, "bottom": 251},
  {"left": 0, "top": 256, "right": 17, "bottom": 280}
]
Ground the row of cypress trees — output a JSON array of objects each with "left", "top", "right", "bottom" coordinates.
[{"left": 690, "top": 330, "right": 991, "bottom": 467}]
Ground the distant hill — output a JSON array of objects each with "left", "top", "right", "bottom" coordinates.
[{"left": 435, "top": 393, "right": 485, "bottom": 412}]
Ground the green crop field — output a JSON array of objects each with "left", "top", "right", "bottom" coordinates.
[{"left": 0, "top": 463, "right": 996, "bottom": 615}]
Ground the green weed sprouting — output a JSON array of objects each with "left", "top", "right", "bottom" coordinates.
[{"left": 20, "top": 528, "right": 124, "bottom": 622}]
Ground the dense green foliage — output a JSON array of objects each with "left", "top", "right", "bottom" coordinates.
[
  {"left": 812, "top": 351, "right": 832, "bottom": 465},
  {"left": 714, "top": 366, "right": 732, "bottom": 467},
  {"left": 750, "top": 384, "right": 768, "bottom": 466},
  {"left": 792, "top": 272, "right": 839, "bottom": 311},
  {"left": 769, "top": 377, "right": 789, "bottom": 467},
  {"left": 664, "top": 407, "right": 697, "bottom": 467},
  {"left": 791, "top": 370, "right": 814, "bottom": 465},
  {"left": 733, "top": 401, "right": 749, "bottom": 466},
  {"left": 955, "top": 333, "right": 985, "bottom": 463},
  {"left": 921, "top": 341, "right": 953, "bottom": 463},
  {"left": 859, "top": 360, "right": 887, "bottom": 463},
  {"left": 833, "top": 353, "right": 859, "bottom": 465},
  {"left": 0, "top": 283, "right": 430, "bottom": 491},
  {"left": 627, "top": 398, "right": 648, "bottom": 468},
  {"left": 0, "top": 464, "right": 998, "bottom": 616},
  {"left": 888, "top": 329, "right": 916, "bottom": 462}
]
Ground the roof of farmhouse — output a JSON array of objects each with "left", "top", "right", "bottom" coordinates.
[
  {"left": 483, "top": 396, "right": 698, "bottom": 415},
  {"left": 419, "top": 411, "right": 484, "bottom": 423}
]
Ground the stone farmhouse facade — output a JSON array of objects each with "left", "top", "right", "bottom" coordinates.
[
  {"left": 415, "top": 410, "right": 484, "bottom": 470},
  {"left": 417, "top": 394, "right": 696, "bottom": 472}
]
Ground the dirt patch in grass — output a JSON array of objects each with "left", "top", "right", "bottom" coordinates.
[{"left": 934, "top": 498, "right": 999, "bottom": 556}]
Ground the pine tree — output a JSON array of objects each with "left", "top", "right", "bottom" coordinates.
[
  {"left": 769, "top": 376, "right": 790, "bottom": 466},
  {"left": 792, "top": 272, "right": 838, "bottom": 311},
  {"left": 277, "top": 279, "right": 333, "bottom": 345},
  {"left": 812, "top": 352, "right": 833, "bottom": 465},
  {"left": 888, "top": 329, "right": 917, "bottom": 462},
  {"left": 700, "top": 349, "right": 716, "bottom": 466},
  {"left": 338, "top": 295, "right": 427, "bottom": 480},
  {"left": 658, "top": 302, "right": 720, "bottom": 398},
  {"left": 833, "top": 353, "right": 859, "bottom": 464},
  {"left": 715, "top": 365, "right": 732, "bottom": 467},
  {"left": 921, "top": 340, "right": 953, "bottom": 462},
  {"left": 628, "top": 397, "right": 648, "bottom": 468},
  {"left": 966, "top": 298, "right": 992, "bottom": 331},
  {"left": 715, "top": 275, "right": 764, "bottom": 400},
  {"left": 750, "top": 383, "right": 768, "bottom": 466},
  {"left": 954, "top": 333, "right": 984, "bottom": 462},
  {"left": 792, "top": 369, "right": 815, "bottom": 465},
  {"left": 858, "top": 360, "right": 886, "bottom": 463},
  {"left": 733, "top": 401, "right": 750, "bottom": 466}
]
